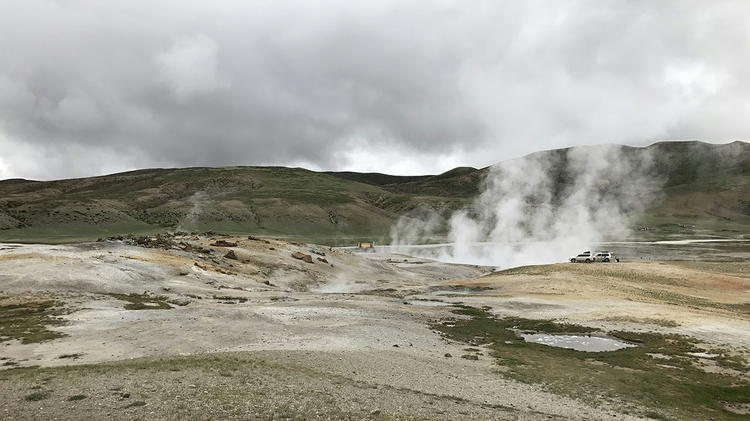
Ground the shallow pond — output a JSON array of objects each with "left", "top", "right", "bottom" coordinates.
[{"left": 520, "top": 333, "right": 636, "bottom": 352}]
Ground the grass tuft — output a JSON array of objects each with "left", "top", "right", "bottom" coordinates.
[
  {"left": 108, "top": 293, "right": 172, "bottom": 310},
  {"left": 24, "top": 391, "right": 50, "bottom": 401}
]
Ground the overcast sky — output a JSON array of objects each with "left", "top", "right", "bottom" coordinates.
[{"left": 0, "top": 1, "right": 748, "bottom": 180}]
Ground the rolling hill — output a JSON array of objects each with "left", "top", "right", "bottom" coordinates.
[{"left": 1, "top": 141, "right": 749, "bottom": 244}]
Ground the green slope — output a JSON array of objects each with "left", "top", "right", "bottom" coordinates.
[
  {"left": 0, "top": 166, "right": 473, "bottom": 244},
  {"left": 640, "top": 141, "right": 750, "bottom": 234},
  {"left": 1, "top": 141, "right": 749, "bottom": 244}
]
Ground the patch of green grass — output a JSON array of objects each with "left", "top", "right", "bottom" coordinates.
[
  {"left": 633, "top": 215, "right": 750, "bottom": 241},
  {"left": 0, "top": 300, "right": 68, "bottom": 344},
  {"left": 358, "top": 288, "right": 421, "bottom": 299},
  {"left": 24, "top": 391, "right": 50, "bottom": 401},
  {"left": 601, "top": 316, "right": 680, "bottom": 328},
  {"left": 0, "top": 222, "right": 159, "bottom": 244},
  {"left": 212, "top": 295, "right": 248, "bottom": 303},
  {"left": 433, "top": 306, "right": 750, "bottom": 420},
  {"left": 108, "top": 293, "right": 172, "bottom": 310}
]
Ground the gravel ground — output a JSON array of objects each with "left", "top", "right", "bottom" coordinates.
[
  {"left": 3, "top": 236, "right": 749, "bottom": 420},
  {"left": 0, "top": 349, "right": 644, "bottom": 421}
]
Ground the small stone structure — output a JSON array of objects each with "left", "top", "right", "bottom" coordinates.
[{"left": 357, "top": 241, "right": 375, "bottom": 252}]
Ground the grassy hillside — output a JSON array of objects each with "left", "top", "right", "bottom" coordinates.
[
  {"left": 486, "top": 141, "right": 750, "bottom": 236},
  {"left": 0, "top": 166, "right": 473, "bottom": 244},
  {"left": 1, "top": 141, "right": 749, "bottom": 243},
  {"left": 638, "top": 141, "right": 750, "bottom": 235}
]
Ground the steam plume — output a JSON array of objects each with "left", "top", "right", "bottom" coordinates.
[
  {"left": 391, "top": 145, "right": 658, "bottom": 267},
  {"left": 176, "top": 191, "right": 209, "bottom": 231}
]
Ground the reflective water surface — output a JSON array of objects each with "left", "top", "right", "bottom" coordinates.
[{"left": 520, "top": 333, "right": 636, "bottom": 352}]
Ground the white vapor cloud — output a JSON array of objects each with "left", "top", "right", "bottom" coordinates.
[
  {"left": 391, "top": 145, "right": 658, "bottom": 267},
  {"left": 176, "top": 191, "right": 210, "bottom": 231}
]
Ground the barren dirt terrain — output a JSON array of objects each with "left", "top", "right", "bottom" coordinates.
[{"left": 1, "top": 233, "right": 749, "bottom": 420}]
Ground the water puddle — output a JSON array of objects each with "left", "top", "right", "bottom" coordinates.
[
  {"left": 402, "top": 299, "right": 452, "bottom": 307},
  {"left": 520, "top": 333, "right": 636, "bottom": 352},
  {"left": 687, "top": 352, "right": 719, "bottom": 359}
]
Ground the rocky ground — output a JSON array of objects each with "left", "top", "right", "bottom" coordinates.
[{"left": 0, "top": 233, "right": 749, "bottom": 420}]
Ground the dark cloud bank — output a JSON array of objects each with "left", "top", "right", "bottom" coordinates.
[{"left": 0, "top": 1, "right": 748, "bottom": 180}]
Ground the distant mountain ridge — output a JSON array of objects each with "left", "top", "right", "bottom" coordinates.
[{"left": 1, "top": 141, "right": 749, "bottom": 243}]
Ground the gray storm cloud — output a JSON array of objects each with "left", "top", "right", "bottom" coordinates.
[
  {"left": 0, "top": 1, "right": 749, "bottom": 180},
  {"left": 154, "top": 33, "right": 230, "bottom": 103}
]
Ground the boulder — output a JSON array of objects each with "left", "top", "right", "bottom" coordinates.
[
  {"left": 224, "top": 250, "right": 238, "bottom": 260},
  {"left": 291, "top": 251, "right": 314, "bottom": 263}
]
